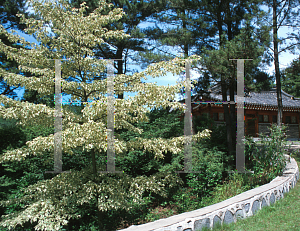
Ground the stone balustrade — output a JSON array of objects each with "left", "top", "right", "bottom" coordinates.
[{"left": 119, "top": 154, "right": 299, "bottom": 231}]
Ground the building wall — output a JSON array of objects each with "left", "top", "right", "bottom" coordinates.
[
  {"left": 286, "top": 124, "right": 299, "bottom": 140},
  {"left": 256, "top": 123, "right": 299, "bottom": 139},
  {"left": 179, "top": 102, "right": 300, "bottom": 139}
]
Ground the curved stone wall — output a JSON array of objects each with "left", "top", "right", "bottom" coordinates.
[{"left": 119, "top": 154, "right": 299, "bottom": 231}]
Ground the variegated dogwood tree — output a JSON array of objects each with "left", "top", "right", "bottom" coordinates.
[{"left": 0, "top": 0, "right": 209, "bottom": 230}]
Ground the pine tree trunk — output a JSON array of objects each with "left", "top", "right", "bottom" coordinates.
[
  {"left": 221, "top": 81, "right": 234, "bottom": 160},
  {"left": 226, "top": 4, "right": 236, "bottom": 162},
  {"left": 230, "top": 78, "right": 236, "bottom": 165},
  {"left": 117, "top": 48, "right": 124, "bottom": 99},
  {"left": 218, "top": 6, "right": 234, "bottom": 164},
  {"left": 182, "top": 10, "right": 189, "bottom": 57},
  {"left": 273, "top": 0, "right": 283, "bottom": 126}
]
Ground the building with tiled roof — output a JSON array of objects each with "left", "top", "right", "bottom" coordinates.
[{"left": 178, "top": 87, "right": 300, "bottom": 140}]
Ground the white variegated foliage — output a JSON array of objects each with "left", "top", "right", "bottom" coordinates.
[{"left": 0, "top": 0, "right": 210, "bottom": 230}]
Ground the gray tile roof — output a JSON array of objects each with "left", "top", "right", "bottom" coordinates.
[{"left": 180, "top": 88, "right": 300, "bottom": 108}]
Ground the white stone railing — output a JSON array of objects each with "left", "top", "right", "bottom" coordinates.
[{"left": 118, "top": 154, "right": 299, "bottom": 231}]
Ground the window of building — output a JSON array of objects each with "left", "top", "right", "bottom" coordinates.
[
  {"left": 219, "top": 113, "right": 224, "bottom": 121},
  {"left": 213, "top": 113, "right": 218, "bottom": 121},
  {"left": 258, "top": 114, "right": 269, "bottom": 123},
  {"left": 272, "top": 115, "right": 277, "bottom": 123},
  {"left": 286, "top": 116, "right": 291, "bottom": 124},
  {"left": 292, "top": 116, "right": 296, "bottom": 124}
]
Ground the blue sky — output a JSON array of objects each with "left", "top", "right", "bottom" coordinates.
[{"left": 1, "top": 3, "right": 299, "bottom": 108}]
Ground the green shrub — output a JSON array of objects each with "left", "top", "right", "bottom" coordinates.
[
  {"left": 0, "top": 118, "right": 27, "bottom": 154},
  {"left": 185, "top": 142, "right": 224, "bottom": 199},
  {"left": 245, "top": 124, "right": 290, "bottom": 185},
  {"left": 170, "top": 186, "right": 200, "bottom": 213},
  {"left": 193, "top": 114, "right": 227, "bottom": 152},
  {"left": 115, "top": 106, "right": 185, "bottom": 178},
  {"left": 116, "top": 150, "right": 161, "bottom": 177},
  {"left": 199, "top": 171, "right": 251, "bottom": 207},
  {"left": 192, "top": 114, "right": 232, "bottom": 176}
]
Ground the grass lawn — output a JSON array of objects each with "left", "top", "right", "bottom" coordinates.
[{"left": 205, "top": 148, "right": 300, "bottom": 231}]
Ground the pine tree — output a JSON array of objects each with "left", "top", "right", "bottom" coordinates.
[
  {"left": 193, "top": 0, "right": 265, "bottom": 167},
  {"left": 282, "top": 56, "right": 300, "bottom": 97},
  {"left": 0, "top": 0, "right": 206, "bottom": 230},
  {"left": 258, "top": 0, "right": 300, "bottom": 125},
  {"left": 142, "top": 0, "right": 215, "bottom": 58}
]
